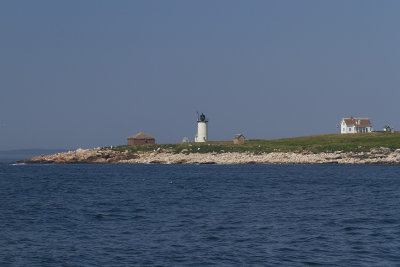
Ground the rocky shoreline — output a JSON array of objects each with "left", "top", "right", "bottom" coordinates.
[{"left": 16, "top": 147, "right": 400, "bottom": 165}]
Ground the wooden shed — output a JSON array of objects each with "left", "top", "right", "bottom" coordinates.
[
  {"left": 127, "top": 132, "right": 155, "bottom": 146},
  {"left": 233, "top": 134, "right": 245, "bottom": 145}
]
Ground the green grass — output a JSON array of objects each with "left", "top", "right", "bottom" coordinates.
[{"left": 104, "top": 132, "right": 400, "bottom": 154}]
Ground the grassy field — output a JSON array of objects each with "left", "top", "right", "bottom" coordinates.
[{"left": 105, "top": 132, "right": 400, "bottom": 154}]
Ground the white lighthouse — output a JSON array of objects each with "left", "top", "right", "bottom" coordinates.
[{"left": 195, "top": 113, "right": 208, "bottom": 142}]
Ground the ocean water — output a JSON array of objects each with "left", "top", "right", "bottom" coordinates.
[{"left": 1, "top": 162, "right": 400, "bottom": 266}]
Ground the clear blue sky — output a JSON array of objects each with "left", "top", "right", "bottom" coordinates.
[{"left": 1, "top": 1, "right": 399, "bottom": 150}]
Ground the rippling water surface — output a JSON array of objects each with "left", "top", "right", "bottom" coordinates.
[{"left": 1, "top": 162, "right": 400, "bottom": 266}]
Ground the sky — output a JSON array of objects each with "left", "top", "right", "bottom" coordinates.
[{"left": 1, "top": 1, "right": 400, "bottom": 150}]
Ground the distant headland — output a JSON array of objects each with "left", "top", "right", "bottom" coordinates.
[{"left": 17, "top": 133, "right": 400, "bottom": 165}]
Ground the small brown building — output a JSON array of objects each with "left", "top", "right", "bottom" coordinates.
[
  {"left": 233, "top": 134, "right": 245, "bottom": 145},
  {"left": 127, "top": 132, "right": 155, "bottom": 145}
]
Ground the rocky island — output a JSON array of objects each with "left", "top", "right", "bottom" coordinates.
[
  {"left": 16, "top": 146, "right": 400, "bottom": 165},
  {"left": 17, "top": 133, "right": 400, "bottom": 165}
]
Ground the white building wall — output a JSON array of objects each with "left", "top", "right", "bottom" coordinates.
[
  {"left": 341, "top": 120, "right": 347, "bottom": 134},
  {"left": 342, "top": 124, "right": 359, "bottom": 134},
  {"left": 196, "top": 121, "right": 208, "bottom": 142},
  {"left": 340, "top": 120, "right": 354, "bottom": 134}
]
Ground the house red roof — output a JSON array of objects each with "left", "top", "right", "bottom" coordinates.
[
  {"left": 127, "top": 132, "right": 155, "bottom": 140},
  {"left": 343, "top": 118, "right": 371, "bottom": 127}
]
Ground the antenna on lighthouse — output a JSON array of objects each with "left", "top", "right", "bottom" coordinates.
[{"left": 196, "top": 111, "right": 199, "bottom": 121}]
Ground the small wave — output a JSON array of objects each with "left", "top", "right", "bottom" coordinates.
[
  {"left": 302, "top": 261, "right": 323, "bottom": 266},
  {"left": 10, "top": 163, "right": 26, "bottom": 166},
  {"left": 205, "top": 236, "right": 219, "bottom": 241}
]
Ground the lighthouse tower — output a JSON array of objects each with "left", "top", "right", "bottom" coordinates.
[{"left": 195, "top": 113, "right": 208, "bottom": 142}]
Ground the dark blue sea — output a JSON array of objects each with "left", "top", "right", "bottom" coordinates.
[{"left": 1, "top": 160, "right": 400, "bottom": 266}]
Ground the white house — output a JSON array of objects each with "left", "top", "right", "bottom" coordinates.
[{"left": 340, "top": 117, "right": 373, "bottom": 134}]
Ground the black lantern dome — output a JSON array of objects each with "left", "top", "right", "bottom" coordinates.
[{"left": 199, "top": 113, "right": 206, "bottom": 122}]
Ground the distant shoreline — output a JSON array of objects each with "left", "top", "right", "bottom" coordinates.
[{"left": 0, "top": 149, "right": 69, "bottom": 163}]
